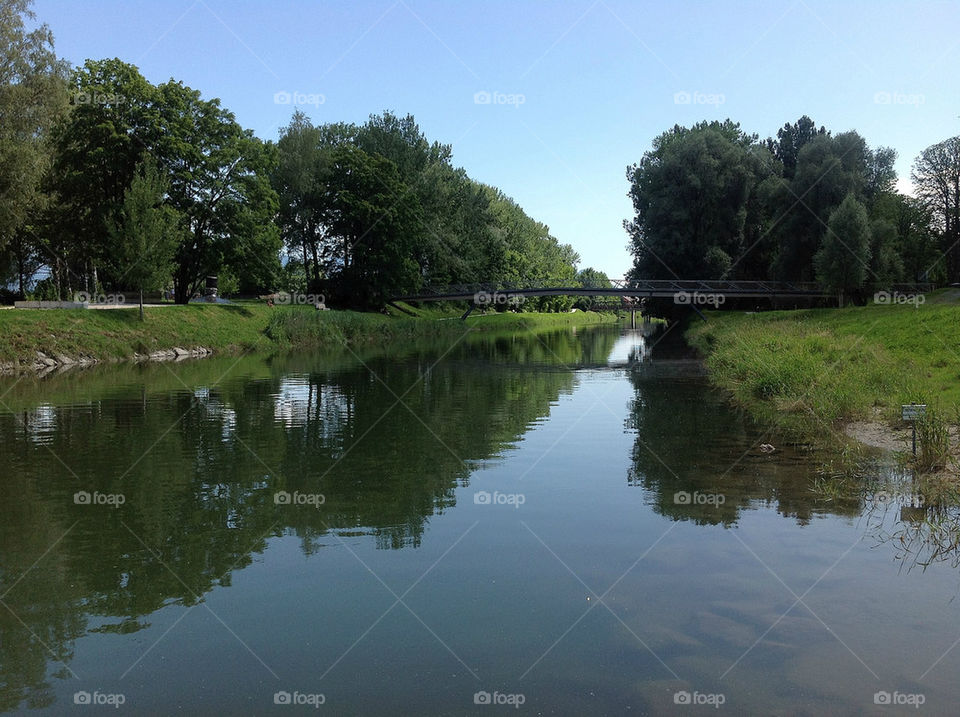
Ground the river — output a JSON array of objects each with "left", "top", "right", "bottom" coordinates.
[{"left": 0, "top": 324, "right": 957, "bottom": 715}]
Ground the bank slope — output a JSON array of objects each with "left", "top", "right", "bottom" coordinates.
[
  {"left": 685, "top": 296, "right": 960, "bottom": 437},
  {"left": 0, "top": 305, "right": 619, "bottom": 370}
]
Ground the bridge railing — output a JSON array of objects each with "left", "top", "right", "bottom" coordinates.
[{"left": 393, "top": 279, "right": 938, "bottom": 301}]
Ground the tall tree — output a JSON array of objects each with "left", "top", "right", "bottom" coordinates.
[
  {"left": 153, "top": 79, "right": 280, "bottom": 302},
  {"left": 323, "top": 144, "right": 422, "bottom": 308},
  {"left": 769, "top": 132, "right": 872, "bottom": 281},
  {"left": 46, "top": 58, "right": 158, "bottom": 296},
  {"left": 108, "top": 159, "right": 180, "bottom": 320},
  {"left": 48, "top": 61, "right": 280, "bottom": 302},
  {"left": 625, "top": 120, "right": 771, "bottom": 281},
  {"left": 272, "top": 111, "right": 354, "bottom": 289},
  {"left": 813, "top": 193, "right": 872, "bottom": 304},
  {"left": 0, "top": 0, "right": 68, "bottom": 294},
  {"left": 766, "top": 115, "right": 828, "bottom": 179},
  {"left": 912, "top": 137, "right": 960, "bottom": 282}
]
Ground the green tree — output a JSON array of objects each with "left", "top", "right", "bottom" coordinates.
[
  {"left": 0, "top": 0, "right": 69, "bottom": 295},
  {"left": 911, "top": 137, "right": 960, "bottom": 281},
  {"left": 625, "top": 120, "right": 772, "bottom": 281},
  {"left": 867, "top": 217, "right": 904, "bottom": 289},
  {"left": 48, "top": 60, "right": 280, "bottom": 302},
  {"left": 813, "top": 193, "right": 871, "bottom": 304},
  {"left": 886, "top": 195, "right": 944, "bottom": 283},
  {"left": 46, "top": 58, "right": 159, "bottom": 297},
  {"left": 323, "top": 144, "right": 422, "bottom": 308},
  {"left": 575, "top": 267, "right": 616, "bottom": 310},
  {"left": 153, "top": 79, "right": 279, "bottom": 302},
  {"left": 270, "top": 110, "right": 578, "bottom": 309},
  {"left": 770, "top": 132, "right": 873, "bottom": 281},
  {"left": 765, "top": 115, "right": 828, "bottom": 179},
  {"left": 354, "top": 111, "right": 501, "bottom": 287},
  {"left": 272, "top": 111, "right": 355, "bottom": 289},
  {"left": 108, "top": 159, "right": 180, "bottom": 320}
]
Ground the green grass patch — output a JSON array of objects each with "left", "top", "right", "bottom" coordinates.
[
  {"left": 686, "top": 296, "right": 960, "bottom": 438},
  {"left": 0, "top": 304, "right": 618, "bottom": 368},
  {"left": 265, "top": 307, "right": 619, "bottom": 351},
  {"left": 0, "top": 304, "right": 275, "bottom": 366}
]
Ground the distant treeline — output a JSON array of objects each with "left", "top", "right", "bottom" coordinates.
[
  {"left": 625, "top": 116, "right": 960, "bottom": 301},
  {"left": 0, "top": 1, "right": 589, "bottom": 309}
]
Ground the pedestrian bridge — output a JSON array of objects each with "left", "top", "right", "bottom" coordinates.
[
  {"left": 394, "top": 279, "right": 936, "bottom": 302},
  {"left": 392, "top": 279, "right": 936, "bottom": 320}
]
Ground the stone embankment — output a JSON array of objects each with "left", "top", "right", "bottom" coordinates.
[{"left": 2, "top": 347, "right": 214, "bottom": 374}]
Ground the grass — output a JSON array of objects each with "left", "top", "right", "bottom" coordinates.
[
  {"left": 0, "top": 303, "right": 619, "bottom": 368},
  {"left": 265, "top": 306, "right": 619, "bottom": 350},
  {"left": 0, "top": 304, "right": 275, "bottom": 366},
  {"left": 686, "top": 292, "right": 960, "bottom": 455}
]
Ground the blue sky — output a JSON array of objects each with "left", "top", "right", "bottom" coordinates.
[{"left": 34, "top": 0, "right": 960, "bottom": 278}]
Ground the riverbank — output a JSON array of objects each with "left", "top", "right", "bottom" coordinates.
[
  {"left": 0, "top": 303, "right": 620, "bottom": 372},
  {"left": 685, "top": 292, "right": 960, "bottom": 461}
]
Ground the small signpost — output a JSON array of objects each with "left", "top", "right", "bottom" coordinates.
[{"left": 902, "top": 404, "right": 927, "bottom": 456}]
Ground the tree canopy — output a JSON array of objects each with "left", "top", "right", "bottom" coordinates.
[{"left": 624, "top": 115, "right": 925, "bottom": 298}]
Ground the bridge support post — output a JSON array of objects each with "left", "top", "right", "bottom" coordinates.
[
  {"left": 460, "top": 304, "right": 475, "bottom": 321},
  {"left": 630, "top": 310, "right": 636, "bottom": 328}
]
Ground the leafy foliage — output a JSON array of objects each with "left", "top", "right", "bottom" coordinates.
[
  {"left": 625, "top": 116, "right": 913, "bottom": 297},
  {"left": 272, "top": 111, "right": 580, "bottom": 309}
]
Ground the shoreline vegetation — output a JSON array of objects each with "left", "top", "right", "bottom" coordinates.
[
  {"left": 685, "top": 291, "right": 960, "bottom": 473},
  {"left": 0, "top": 303, "right": 620, "bottom": 373}
]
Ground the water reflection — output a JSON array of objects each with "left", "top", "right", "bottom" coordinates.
[
  {"left": 0, "top": 327, "right": 621, "bottom": 711},
  {"left": 0, "top": 323, "right": 955, "bottom": 713}
]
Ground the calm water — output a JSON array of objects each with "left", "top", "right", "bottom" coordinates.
[{"left": 1, "top": 324, "right": 959, "bottom": 715}]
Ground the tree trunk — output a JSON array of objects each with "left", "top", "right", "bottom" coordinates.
[
  {"left": 16, "top": 247, "right": 26, "bottom": 300},
  {"left": 310, "top": 240, "right": 320, "bottom": 285},
  {"left": 139, "top": 288, "right": 144, "bottom": 321},
  {"left": 174, "top": 269, "right": 190, "bottom": 304},
  {"left": 302, "top": 237, "right": 310, "bottom": 290}
]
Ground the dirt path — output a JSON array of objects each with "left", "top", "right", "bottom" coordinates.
[{"left": 844, "top": 421, "right": 910, "bottom": 452}]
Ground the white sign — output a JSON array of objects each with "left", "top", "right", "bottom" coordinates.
[{"left": 902, "top": 404, "right": 926, "bottom": 421}]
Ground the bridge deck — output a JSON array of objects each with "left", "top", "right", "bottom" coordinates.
[{"left": 393, "top": 280, "right": 935, "bottom": 303}]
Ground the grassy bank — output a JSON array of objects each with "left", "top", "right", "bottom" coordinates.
[
  {"left": 685, "top": 294, "right": 960, "bottom": 446},
  {"left": 266, "top": 306, "right": 619, "bottom": 351},
  {"left": 0, "top": 303, "right": 618, "bottom": 369}
]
